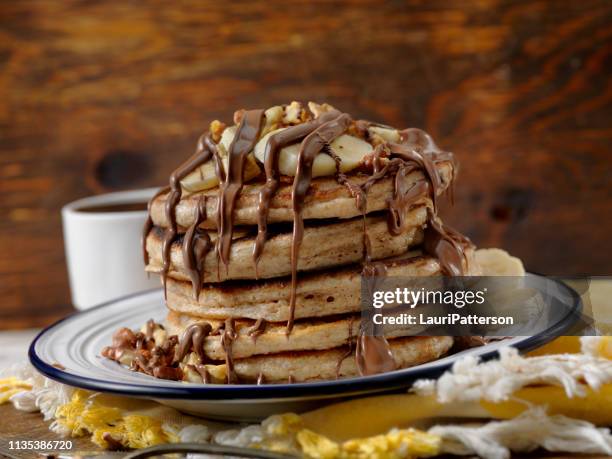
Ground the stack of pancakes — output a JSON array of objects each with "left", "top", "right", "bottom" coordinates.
[{"left": 106, "top": 102, "right": 483, "bottom": 384}]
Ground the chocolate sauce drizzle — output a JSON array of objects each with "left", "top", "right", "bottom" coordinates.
[
  {"left": 335, "top": 317, "right": 355, "bottom": 378},
  {"left": 174, "top": 322, "right": 212, "bottom": 364},
  {"left": 246, "top": 317, "right": 267, "bottom": 342},
  {"left": 424, "top": 208, "right": 470, "bottom": 276},
  {"left": 141, "top": 103, "right": 473, "bottom": 382},
  {"left": 160, "top": 134, "right": 220, "bottom": 297},
  {"left": 182, "top": 196, "right": 212, "bottom": 298},
  {"left": 253, "top": 111, "right": 340, "bottom": 271},
  {"left": 221, "top": 318, "right": 238, "bottom": 383},
  {"left": 216, "top": 110, "right": 265, "bottom": 270},
  {"left": 186, "top": 363, "right": 211, "bottom": 383},
  {"left": 287, "top": 112, "right": 351, "bottom": 332}
]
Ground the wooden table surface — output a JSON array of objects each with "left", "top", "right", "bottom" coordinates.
[{"left": 1, "top": 0, "right": 611, "bottom": 329}]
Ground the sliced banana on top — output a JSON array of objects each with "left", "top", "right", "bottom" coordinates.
[
  {"left": 180, "top": 126, "right": 261, "bottom": 193},
  {"left": 254, "top": 128, "right": 373, "bottom": 177},
  {"left": 180, "top": 121, "right": 376, "bottom": 191}
]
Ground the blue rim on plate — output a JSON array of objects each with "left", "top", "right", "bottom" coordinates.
[{"left": 29, "top": 274, "right": 582, "bottom": 400}]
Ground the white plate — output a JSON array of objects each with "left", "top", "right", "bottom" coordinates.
[{"left": 30, "top": 275, "right": 580, "bottom": 421}]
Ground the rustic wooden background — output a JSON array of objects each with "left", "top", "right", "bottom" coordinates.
[{"left": 0, "top": 0, "right": 610, "bottom": 329}]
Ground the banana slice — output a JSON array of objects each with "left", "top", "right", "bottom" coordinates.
[
  {"left": 475, "top": 248, "right": 525, "bottom": 276},
  {"left": 180, "top": 126, "right": 261, "bottom": 193},
  {"left": 254, "top": 128, "right": 373, "bottom": 177},
  {"left": 180, "top": 159, "right": 222, "bottom": 193}
]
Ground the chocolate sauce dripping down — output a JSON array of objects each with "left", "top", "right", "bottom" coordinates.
[
  {"left": 327, "top": 147, "right": 372, "bottom": 265},
  {"left": 401, "top": 127, "right": 443, "bottom": 154},
  {"left": 327, "top": 137, "right": 400, "bottom": 377},
  {"left": 424, "top": 208, "right": 471, "bottom": 276},
  {"left": 326, "top": 148, "right": 367, "bottom": 213},
  {"left": 221, "top": 318, "right": 238, "bottom": 384},
  {"left": 400, "top": 128, "right": 456, "bottom": 200},
  {"left": 160, "top": 134, "right": 218, "bottom": 297},
  {"left": 182, "top": 196, "right": 212, "bottom": 298},
  {"left": 352, "top": 131, "right": 457, "bottom": 375},
  {"left": 253, "top": 111, "right": 340, "bottom": 271},
  {"left": 216, "top": 110, "right": 265, "bottom": 270},
  {"left": 357, "top": 261, "right": 397, "bottom": 376},
  {"left": 355, "top": 153, "right": 432, "bottom": 241},
  {"left": 387, "top": 163, "right": 430, "bottom": 235},
  {"left": 382, "top": 128, "right": 457, "bottom": 237},
  {"left": 246, "top": 318, "right": 266, "bottom": 342},
  {"left": 287, "top": 113, "right": 352, "bottom": 332},
  {"left": 388, "top": 143, "right": 443, "bottom": 212},
  {"left": 174, "top": 322, "right": 212, "bottom": 364},
  {"left": 370, "top": 144, "right": 386, "bottom": 174},
  {"left": 355, "top": 335, "right": 397, "bottom": 376},
  {"left": 184, "top": 364, "right": 209, "bottom": 383},
  {"left": 335, "top": 317, "right": 355, "bottom": 379},
  {"left": 142, "top": 186, "right": 170, "bottom": 266}
]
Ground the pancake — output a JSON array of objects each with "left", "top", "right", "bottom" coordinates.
[
  {"left": 165, "top": 253, "right": 454, "bottom": 321},
  {"left": 146, "top": 208, "right": 428, "bottom": 283},
  {"left": 149, "top": 163, "right": 453, "bottom": 230},
  {"left": 165, "top": 310, "right": 430, "bottom": 360},
  {"left": 180, "top": 336, "right": 453, "bottom": 383}
]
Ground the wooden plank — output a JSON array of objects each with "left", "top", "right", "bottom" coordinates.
[
  {"left": 0, "top": 404, "right": 98, "bottom": 458},
  {"left": 0, "top": 0, "right": 610, "bottom": 329}
]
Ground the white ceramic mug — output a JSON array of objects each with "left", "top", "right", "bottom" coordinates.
[{"left": 62, "top": 188, "right": 161, "bottom": 310}]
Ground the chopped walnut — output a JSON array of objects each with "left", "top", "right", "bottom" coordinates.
[
  {"left": 262, "top": 105, "right": 284, "bottom": 135},
  {"left": 368, "top": 125, "right": 401, "bottom": 144},
  {"left": 117, "top": 348, "right": 137, "bottom": 366},
  {"left": 368, "top": 132, "right": 387, "bottom": 147},
  {"left": 348, "top": 121, "right": 369, "bottom": 139},
  {"left": 152, "top": 327, "right": 167, "bottom": 346},
  {"left": 362, "top": 144, "right": 390, "bottom": 171},
  {"left": 300, "top": 107, "right": 312, "bottom": 123},
  {"left": 153, "top": 366, "right": 182, "bottom": 380},
  {"left": 308, "top": 101, "right": 336, "bottom": 118},
  {"left": 283, "top": 101, "right": 303, "bottom": 124},
  {"left": 209, "top": 120, "right": 227, "bottom": 143},
  {"left": 265, "top": 105, "right": 283, "bottom": 125}
]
